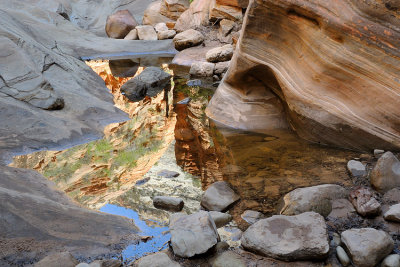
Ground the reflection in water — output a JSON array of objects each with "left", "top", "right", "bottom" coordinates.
[{"left": 100, "top": 204, "right": 170, "bottom": 263}]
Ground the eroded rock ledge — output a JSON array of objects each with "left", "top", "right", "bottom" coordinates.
[{"left": 206, "top": 0, "right": 400, "bottom": 151}]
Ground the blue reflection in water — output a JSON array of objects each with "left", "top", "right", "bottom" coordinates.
[{"left": 100, "top": 204, "right": 170, "bottom": 262}]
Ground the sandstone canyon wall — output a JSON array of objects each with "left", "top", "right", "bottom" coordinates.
[{"left": 207, "top": 0, "right": 400, "bottom": 151}]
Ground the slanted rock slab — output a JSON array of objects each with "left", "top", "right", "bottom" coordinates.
[
  {"left": 371, "top": 152, "right": 400, "bottom": 193},
  {"left": 169, "top": 211, "right": 220, "bottom": 257},
  {"left": 201, "top": 181, "right": 240, "bottom": 211},
  {"left": 153, "top": 196, "right": 184, "bottom": 212},
  {"left": 384, "top": 203, "right": 400, "bottom": 222},
  {"left": 135, "top": 252, "right": 181, "bottom": 267},
  {"left": 341, "top": 228, "right": 394, "bottom": 267},
  {"left": 280, "top": 184, "right": 347, "bottom": 217},
  {"left": 173, "top": 29, "right": 204, "bottom": 51},
  {"left": 241, "top": 212, "right": 329, "bottom": 261}
]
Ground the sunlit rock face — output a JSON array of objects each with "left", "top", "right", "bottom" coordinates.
[{"left": 207, "top": 0, "right": 400, "bottom": 151}]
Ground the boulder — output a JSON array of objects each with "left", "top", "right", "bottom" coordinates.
[
  {"left": 158, "top": 30, "right": 176, "bottom": 40},
  {"left": 124, "top": 29, "right": 138, "bottom": 40},
  {"left": 347, "top": 160, "right": 367, "bottom": 177},
  {"left": 211, "top": 251, "right": 246, "bottom": 267},
  {"left": 174, "top": 0, "right": 212, "bottom": 32},
  {"left": 157, "top": 169, "right": 180, "bottom": 178},
  {"left": 154, "top": 22, "right": 169, "bottom": 32},
  {"left": 34, "top": 252, "right": 78, "bottom": 267},
  {"left": 327, "top": 198, "right": 356, "bottom": 219},
  {"left": 209, "top": 211, "right": 232, "bottom": 228},
  {"left": 214, "top": 61, "right": 230, "bottom": 75},
  {"left": 371, "top": 152, "right": 400, "bottom": 193},
  {"left": 153, "top": 196, "right": 184, "bottom": 212},
  {"left": 209, "top": 0, "right": 242, "bottom": 22},
  {"left": 109, "top": 59, "right": 139, "bottom": 78},
  {"left": 240, "top": 210, "right": 264, "bottom": 225},
  {"left": 105, "top": 10, "right": 138, "bottom": 39},
  {"left": 383, "top": 188, "right": 400, "bottom": 204},
  {"left": 206, "top": 0, "right": 400, "bottom": 151},
  {"left": 135, "top": 252, "right": 181, "bottom": 267},
  {"left": 349, "top": 187, "right": 381, "bottom": 217},
  {"left": 206, "top": 45, "right": 234, "bottom": 63},
  {"left": 136, "top": 25, "right": 158, "bottom": 40},
  {"left": 173, "top": 29, "right": 204, "bottom": 51},
  {"left": 336, "top": 246, "right": 350, "bottom": 267},
  {"left": 382, "top": 254, "right": 400, "bottom": 267},
  {"left": 121, "top": 67, "right": 171, "bottom": 102},
  {"left": 241, "top": 212, "right": 329, "bottom": 261},
  {"left": 201, "top": 181, "right": 240, "bottom": 211},
  {"left": 219, "top": 19, "right": 236, "bottom": 37},
  {"left": 279, "top": 184, "right": 347, "bottom": 217},
  {"left": 169, "top": 211, "right": 220, "bottom": 257},
  {"left": 142, "top": 0, "right": 174, "bottom": 26},
  {"left": 341, "top": 228, "right": 394, "bottom": 267},
  {"left": 384, "top": 203, "right": 400, "bottom": 222},
  {"left": 190, "top": 62, "right": 215, "bottom": 77}
]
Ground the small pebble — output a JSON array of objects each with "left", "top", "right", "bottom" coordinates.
[{"left": 336, "top": 246, "right": 350, "bottom": 267}]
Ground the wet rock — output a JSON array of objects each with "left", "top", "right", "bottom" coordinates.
[
  {"left": 280, "top": 184, "right": 347, "bottom": 217},
  {"left": 109, "top": 59, "right": 139, "bottom": 78},
  {"left": 336, "top": 246, "right": 350, "bottom": 267},
  {"left": 186, "top": 79, "right": 202, "bottom": 87},
  {"left": 209, "top": 0, "right": 243, "bottom": 22},
  {"left": 209, "top": 211, "right": 232, "bottom": 228},
  {"left": 135, "top": 252, "right": 181, "bottom": 267},
  {"left": 206, "top": 45, "right": 234, "bottom": 63},
  {"left": 371, "top": 152, "right": 400, "bottom": 193},
  {"left": 341, "top": 228, "right": 394, "bottom": 267},
  {"left": 121, "top": 67, "right": 171, "bottom": 102},
  {"left": 136, "top": 25, "right": 158, "bottom": 40},
  {"left": 154, "top": 22, "right": 169, "bottom": 32},
  {"left": 174, "top": 0, "right": 212, "bottom": 32},
  {"left": 327, "top": 198, "right": 356, "bottom": 220},
  {"left": 142, "top": 0, "right": 174, "bottom": 26},
  {"left": 34, "top": 252, "right": 78, "bottom": 267},
  {"left": 201, "top": 181, "right": 240, "bottom": 211},
  {"left": 153, "top": 196, "right": 184, "bottom": 212},
  {"left": 135, "top": 177, "right": 150, "bottom": 186},
  {"left": 89, "top": 259, "right": 122, "bottom": 267},
  {"left": 214, "top": 61, "right": 230, "bottom": 75},
  {"left": 173, "top": 29, "right": 204, "bottom": 51},
  {"left": 169, "top": 211, "right": 220, "bottom": 257},
  {"left": 211, "top": 251, "right": 246, "bottom": 267},
  {"left": 241, "top": 212, "right": 329, "bottom": 261},
  {"left": 374, "top": 149, "right": 385, "bottom": 158},
  {"left": 105, "top": 10, "right": 138, "bottom": 39},
  {"left": 158, "top": 30, "right": 176, "bottom": 40},
  {"left": 349, "top": 187, "right": 381, "bottom": 217},
  {"left": 384, "top": 203, "right": 400, "bottom": 222},
  {"left": 383, "top": 188, "right": 400, "bottom": 204},
  {"left": 382, "top": 254, "right": 400, "bottom": 267},
  {"left": 347, "top": 160, "right": 367, "bottom": 177},
  {"left": 241, "top": 210, "right": 264, "bottom": 225},
  {"left": 190, "top": 62, "right": 215, "bottom": 77},
  {"left": 124, "top": 29, "right": 138, "bottom": 40},
  {"left": 219, "top": 19, "right": 235, "bottom": 37},
  {"left": 157, "top": 169, "right": 180, "bottom": 178}
]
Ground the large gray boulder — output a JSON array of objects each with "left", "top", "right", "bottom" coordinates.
[
  {"left": 169, "top": 211, "right": 220, "bottom": 257},
  {"left": 371, "top": 152, "right": 400, "bottom": 193},
  {"left": 173, "top": 29, "right": 204, "bottom": 51},
  {"left": 279, "top": 184, "right": 347, "bottom": 217},
  {"left": 35, "top": 252, "right": 78, "bottom": 267},
  {"left": 201, "top": 181, "right": 240, "bottom": 211},
  {"left": 384, "top": 203, "right": 400, "bottom": 222},
  {"left": 134, "top": 252, "right": 181, "bottom": 267},
  {"left": 341, "top": 228, "right": 394, "bottom": 267},
  {"left": 241, "top": 212, "right": 329, "bottom": 261},
  {"left": 121, "top": 67, "right": 171, "bottom": 102}
]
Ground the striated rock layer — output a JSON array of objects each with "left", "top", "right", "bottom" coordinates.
[{"left": 206, "top": 0, "right": 400, "bottom": 151}]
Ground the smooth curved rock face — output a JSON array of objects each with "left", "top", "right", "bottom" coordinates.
[
  {"left": 241, "top": 212, "right": 329, "bottom": 261},
  {"left": 341, "top": 228, "right": 394, "bottom": 267},
  {"left": 206, "top": 0, "right": 400, "bottom": 151},
  {"left": 105, "top": 10, "right": 138, "bottom": 39},
  {"left": 279, "top": 184, "right": 347, "bottom": 217},
  {"left": 371, "top": 152, "right": 400, "bottom": 193},
  {"left": 169, "top": 211, "right": 220, "bottom": 257}
]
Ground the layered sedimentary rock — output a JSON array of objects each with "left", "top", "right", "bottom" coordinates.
[{"left": 206, "top": 0, "right": 400, "bottom": 151}]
